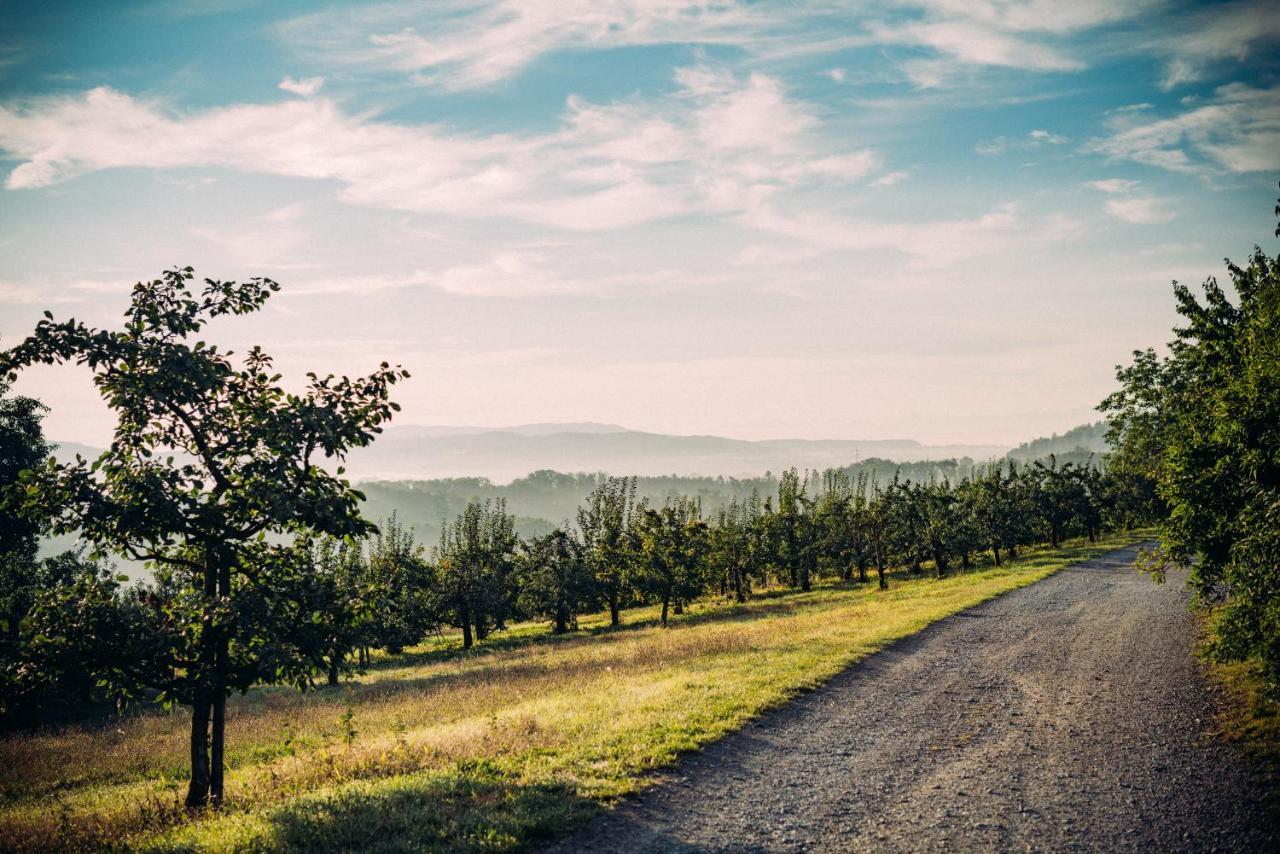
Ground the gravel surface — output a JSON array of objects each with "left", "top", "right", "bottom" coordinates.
[{"left": 545, "top": 544, "right": 1276, "bottom": 852}]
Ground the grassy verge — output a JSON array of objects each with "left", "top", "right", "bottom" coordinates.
[
  {"left": 0, "top": 531, "right": 1151, "bottom": 852},
  {"left": 1200, "top": 619, "right": 1280, "bottom": 818}
]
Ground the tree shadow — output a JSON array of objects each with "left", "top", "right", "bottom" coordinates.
[{"left": 257, "top": 764, "right": 597, "bottom": 853}]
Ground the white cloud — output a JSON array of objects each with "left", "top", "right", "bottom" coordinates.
[
  {"left": 909, "top": 0, "right": 1155, "bottom": 35},
  {"left": 1086, "top": 83, "right": 1280, "bottom": 175},
  {"left": 869, "top": 19, "right": 1082, "bottom": 72},
  {"left": 1147, "top": 0, "right": 1280, "bottom": 90},
  {"left": 279, "top": 0, "right": 774, "bottom": 91},
  {"left": 0, "top": 69, "right": 881, "bottom": 233},
  {"left": 742, "top": 200, "right": 1076, "bottom": 270},
  {"left": 976, "top": 128, "right": 1068, "bottom": 155},
  {"left": 826, "top": 68, "right": 847, "bottom": 83},
  {"left": 1085, "top": 177, "right": 1173, "bottom": 224},
  {"left": 1028, "top": 129, "right": 1067, "bottom": 144},
  {"left": 288, "top": 252, "right": 711, "bottom": 299},
  {"left": 871, "top": 170, "right": 909, "bottom": 187},
  {"left": 1086, "top": 178, "right": 1139, "bottom": 194},
  {"left": 276, "top": 0, "right": 1152, "bottom": 93},
  {"left": 278, "top": 75, "right": 325, "bottom": 97},
  {"left": 189, "top": 203, "right": 314, "bottom": 268},
  {"left": 1103, "top": 196, "right": 1174, "bottom": 224}
]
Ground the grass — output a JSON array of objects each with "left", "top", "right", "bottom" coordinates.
[
  {"left": 1200, "top": 617, "right": 1280, "bottom": 818},
  {"left": 0, "top": 531, "right": 1151, "bottom": 852}
]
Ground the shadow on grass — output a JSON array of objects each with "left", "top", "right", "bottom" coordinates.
[{"left": 255, "top": 764, "right": 595, "bottom": 854}]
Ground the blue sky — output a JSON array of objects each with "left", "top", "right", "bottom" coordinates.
[{"left": 1, "top": 0, "right": 1277, "bottom": 447}]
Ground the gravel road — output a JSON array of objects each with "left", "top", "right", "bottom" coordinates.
[{"left": 546, "top": 544, "right": 1276, "bottom": 852}]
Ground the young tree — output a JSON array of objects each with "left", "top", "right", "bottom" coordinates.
[
  {"left": 0, "top": 268, "right": 407, "bottom": 807},
  {"left": 437, "top": 499, "right": 517, "bottom": 648},
  {"left": 769, "top": 468, "right": 812, "bottom": 591},
  {"left": 518, "top": 528, "right": 593, "bottom": 634},
  {"left": 298, "top": 536, "right": 374, "bottom": 686},
  {"left": 577, "top": 476, "right": 643, "bottom": 626},
  {"left": 637, "top": 497, "right": 709, "bottom": 626},
  {"left": 365, "top": 514, "right": 437, "bottom": 655},
  {"left": 708, "top": 491, "right": 763, "bottom": 603}
]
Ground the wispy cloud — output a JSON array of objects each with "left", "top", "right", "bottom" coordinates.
[
  {"left": 288, "top": 252, "right": 719, "bottom": 299},
  {"left": 1102, "top": 196, "right": 1175, "bottom": 224},
  {"left": 189, "top": 203, "right": 314, "bottom": 268},
  {"left": 1085, "top": 82, "right": 1280, "bottom": 174},
  {"left": 1086, "top": 178, "right": 1174, "bottom": 224},
  {"left": 0, "top": 68, "right": 883, "bottom": 232},
  {"left": 275, "top": 0, "right": 1148, "bottom": 93},
  {"left": 741, "top": 200, "right": 1077, "bottom": 270},
  {"left": 975, "top": 128, "right": 1069, "bottom": 155},
  {"left": 278, "top": 75, "right": 324, "bottom": 97},
  {"left": 1144, "top": 0, "right": 1280, "bottom": 90}
]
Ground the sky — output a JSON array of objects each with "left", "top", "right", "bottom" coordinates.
[{"left": 0, "top": 0, "right": 1277, "bottom": 448}]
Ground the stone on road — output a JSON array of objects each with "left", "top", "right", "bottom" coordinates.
[{"left": 547, "top": 544, "right": 1276, "bottom": 852}]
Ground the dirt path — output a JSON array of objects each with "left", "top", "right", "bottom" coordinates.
[{"left": 547, "top": 544, "right": 1275, "bottom": 852}]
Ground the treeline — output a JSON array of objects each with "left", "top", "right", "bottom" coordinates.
[
  {"left": 1005, "top": 420, "right": 1109, "bottom": 462},
  {"left": 359, "top": 457, "right": 1022, "bottom": 547},
  {"left": 2, "top": 453, "right": 1158, "bottom": 730}
]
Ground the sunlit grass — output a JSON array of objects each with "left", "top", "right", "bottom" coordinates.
[{"left": 0, "top": 531, "right": 1151, "bottom": 852}]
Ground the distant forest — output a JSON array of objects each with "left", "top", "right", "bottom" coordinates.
[
  {"left": 1005, "top": 421, "right": 1109, "bottom": 461},
  {"left": 361, "top": 426, "right": 1110, "bottom": 547}
]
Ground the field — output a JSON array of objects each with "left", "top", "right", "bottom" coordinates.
[{"left": 0, "top": 531, "right": 1150, "bottom": 852}]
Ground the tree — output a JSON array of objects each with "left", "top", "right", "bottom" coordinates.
[
  {"left": 577, "top": 476, "right": 643, "bottom": 626},
  {"left": 709, "top": 491, "right": 763, "bottom": 603},
  {"left": 0, "top": 268, "right": 407, "bottom": 807},
  {"left": 1101, "top": 192, "right": 1280, "bottom": 688},
  {"left": 3, "top": 551, "right": 165, "bottom": 725},
  {"left": 437, "top": 499, "right": 517, "bottom": 648},
  {"left": 637, "top": 497, "right": 709, "bottom": 626},
  {"left": 518, "top": 528, "right": 592, "bottom": 634},
  {"left": 298, "top": 536, "right": 374, "bottom": 686},
  {"left": 365, "top": 514, "right": 437, "bottom": 655},
  {"left": 0, "top": 379, "right": 51, "bottom": 650},
  {"left": 769, "top": 468, "right": 812, "bottom": 591}
]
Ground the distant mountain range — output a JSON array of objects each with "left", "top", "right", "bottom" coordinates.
[
  {"left": 50, "top": 422, "right": 1114, "bottom": 484},
  {"left": 337, "top": 423, "right": 1010, "bottom": 482}
]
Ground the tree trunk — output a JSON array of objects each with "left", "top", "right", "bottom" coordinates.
[
  {"left": 991, "top": 545, "right": 1001, "bottom": 566},
  {"left": 210, "top": 560, "right": 230, "bottom": 806},
  {"left": 609, "top": 596, "right": 620, "bottom": 627},
  {"left": 328, "top": 656, "right": 339, "bottom": 686},
  {"left": 210, "top": 690, "right": 226, "bottom": 806},
  {"left": 186, "top": 555, "right": 218, "bottom": 809},
  {"left": 876, "top": 564, "right": 887, "bottom": 590},
  {"left": 460, "top": 601, "right": 473, "bottom": 649},
  {"left": 186, "top": 694, "right": 211, "bottom": 808},
  {"left": 474, "top": 608, "right": 489, "bottom": 641},
  {"left": 673, "top": 599, "right": 683, "bottom": 615},
  {"left": 660, "top": 592, "right": 670, "bottom": 627},
  {"left": 857, "top": 558, "right": 868, "bottom": 584}
]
